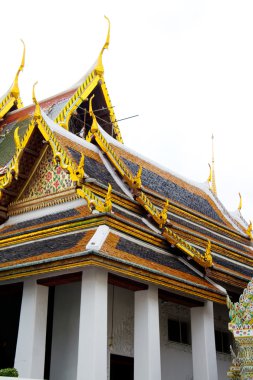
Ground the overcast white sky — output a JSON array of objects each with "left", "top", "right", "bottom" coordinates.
[{"left": 1, "top": 0, "right": 253, "bottom": 223}]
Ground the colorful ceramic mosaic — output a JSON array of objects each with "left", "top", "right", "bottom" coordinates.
[
  {"left": 227, "top": 280, "right": 253, "bottom": 328},
  {"left": 227, "top": 279, "right": 253, "bottom": 379},
  {"left": 21, "top": 147, "right": 73, "bottom": 200}
]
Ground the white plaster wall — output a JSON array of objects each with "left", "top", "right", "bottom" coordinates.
[
  {"left": 217, "top": 353, "right": 231, "bottom": 380},
  {"left": 107, "top": 285, "right": 134, "bottom": 355},
  {"left": 160, "top": 301, "right": 231, "bottom": 380},
  {"left": 160, "top": 301, "right": 193, "bottom": 380},
  {"left": 107, "top": 285, "right": 134, "bottom": 379},
  {"left": 50, "top": 282, "right": 81, "bottom": 380},
  {"left": 214, "top": 303, "right": 232, "bottom": 380},
  {"left": 107, "top": 289, "right": 231, "bottom": 380},
  {"left": 47, "top": 282, "right": 231, "bottom": 380}
]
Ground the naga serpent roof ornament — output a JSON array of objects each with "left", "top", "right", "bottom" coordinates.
[{"left": 0, "top": 40, "right": 25, "bottom": 119}]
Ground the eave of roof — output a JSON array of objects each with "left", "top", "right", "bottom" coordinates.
[{"left": 0, "top": 225, "right": 226, "bottom": 303}]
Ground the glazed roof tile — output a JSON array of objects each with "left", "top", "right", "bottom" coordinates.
[
  {"left": 213, "top": 256, "right": 253, "bottom": 279},
  {"left": 1, "top": 208, "right": 80, "bottom": 234},
  {"left": 0, "top": 232, "right": 83, "bottom": 262},
  {"left": 0, "top": 79, "right": 250, "bottom": 294},
  {"left": 0, "top": 225, "right": 224, "bottom": 301},
  {"left": 0, "top": 116, "right": 32, "bottom": 166},
  {"left": 170, "top": 214, "right": 252, "bottom": 253},
  {"left": 116, "top": 236, "right": 196, "bottom": 275},
  {"left": 54, "top": 133, "right": 124, "bottom": 194},
  {"left": 121, "top": 155, "right": 224, "bottom": 224},
  {"left": 0, "top": 204, "right": 93, "bottom": 239},
  {"left": 113, "top": 208, "right": 146, "bottom": 229},
  {"left": 100, "top": 232, "right": 223, "bottom": 295}
]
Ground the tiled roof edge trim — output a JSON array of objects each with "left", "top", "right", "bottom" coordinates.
[{"left": 0, "top": 248, "right": 224, "bottom": 295}]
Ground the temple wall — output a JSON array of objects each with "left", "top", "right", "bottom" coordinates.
[
  {"left": 107, "top": 285, "right": 231, "bottom": 380},
  {"left": 160, "top": 301, "right": 193, "bottom": 379},
  {"left": 50, "top": 282, "right": 81, "bottom": 380},
  {"left": 108, "top": 285, "right": 134, "bottom": 358},
  {"left": 214, "top": 303, "right": 232, "bottom": 380},
  {"left": 46, "top": 283, "right": 230, "bottom": 380}
]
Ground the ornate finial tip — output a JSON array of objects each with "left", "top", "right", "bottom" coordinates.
[
  {"left": 103, "top": 15, "right": 110, "bottom": 50},
  {"left": 19, "top": 39, "right": 26, "bottom": 71},
  {"left": 32, "top": 81, "right": 38, "bottom": 104},
  {"left": 238, "top": 192, "right": 242, "bottom": 211}
]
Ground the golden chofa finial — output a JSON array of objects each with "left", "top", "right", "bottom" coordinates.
[
  {"left": 132, "top": 165, "right": 142, "bottom": 189},
  {"left": 238, "top": 192, "right": 242, "bottom": 212},
  {"left": 95, "top": 16, "right": 111, "bottom": 76},
  {"left": 158, "top": 199, "right": 169, "bottom": 228},
  {"left": 11, "top": 40, "right": 26, "bottom": 103},
  {"left": 32, "top": 82, "right": 41, "bottom": 119},
  {"left": 103, "top": 183, "right": 112, "bottom": 212}
]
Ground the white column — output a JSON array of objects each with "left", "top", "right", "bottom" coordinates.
[
  {"left": 191, "top": 301, "right": 218, "bottom": 380},
  {"left": 134, "top": 286, "right": 161, "bottom": 380},
  {"left": 76, "top": 267, "right": 108, "bottom": 380},
  {"left": 14, "top": 279, "right": 48, "bottom": 379}
]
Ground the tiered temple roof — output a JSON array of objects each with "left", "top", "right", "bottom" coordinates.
[{"left": 0, "top": 20, "right": 252, "bottom": 306}]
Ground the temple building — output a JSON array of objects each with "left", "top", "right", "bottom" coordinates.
[{"left": 0, "top": 19, "right": 253, "bottom": 380}]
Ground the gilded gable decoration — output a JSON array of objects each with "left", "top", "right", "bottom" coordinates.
[
  {"left": 53, "top": 17, "right": 123, "bottom": 143},
  {"left": 0, "top": 40, "right": 25, "bottom": 120},
  {"left": 20, "top": 148, "right": 73, "bottom": 201}
]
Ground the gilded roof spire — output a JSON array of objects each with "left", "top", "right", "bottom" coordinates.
[
  {"left": 0, "top": 40, "right": 25, "bottom": 119},
  {"left": 238, "top": 192, "right": 242, "bottom": 212},
  {"left": 95, "top": 16, "right": 110, "bottom": 76},
  {"left": 32, "top": 82, "right": 41, "bottom": 119},
  {"left": 11, "top": 39, "right": 26, "bottom": 100},
  {"left": 209, "top": 134, "right": 217, "bottom": 195}
]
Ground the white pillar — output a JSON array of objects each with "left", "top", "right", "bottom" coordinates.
[
  {"left": 76, "top": 267, "right": 108, "bottom": 380},
  {"left": 191, "top": 301, "right": 218, "bottom": 380},
  {"left": 14, "top": 279, "right": 48, "bottom": 379},
  {"left": 134, "top": 286, "right": 161, "bottom": 380}
]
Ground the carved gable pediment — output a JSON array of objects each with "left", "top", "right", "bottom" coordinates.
[{"left": 8, "top": 146, "right": 77, "bottom": 216}]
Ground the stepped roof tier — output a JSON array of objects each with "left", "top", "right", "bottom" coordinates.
[{"left": 0, "top": 21, "right": 252, "bottom": 306}]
